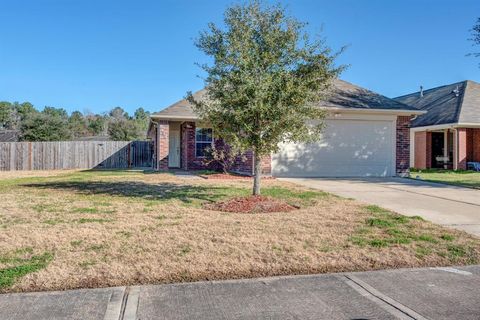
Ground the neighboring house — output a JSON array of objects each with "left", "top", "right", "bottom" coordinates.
[
  {"left": 148, "top": 79, "right": 422, "bottom": 177},
  {"left": 394, "top": 80, "right": 480, "bottom": 170},
  {"left": 0, "top": 130, "right": 20, "bottom": 142}
]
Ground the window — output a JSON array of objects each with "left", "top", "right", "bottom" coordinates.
[{"left": 195, "top": 127, "right": 213, "bottom": 157}]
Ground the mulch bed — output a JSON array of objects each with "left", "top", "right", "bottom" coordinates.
[
  {"left": 199, "top": 173, "right": 275, "bottom": 180},
  {"left": 203, "top": 195, "right": 297, "bottom": 213}
]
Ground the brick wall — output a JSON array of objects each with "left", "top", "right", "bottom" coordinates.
[
  {"left": 396, "top": 116, "right": 411, "bottom": 176},
  {"left": 179, "top": 121, "right": 271, "bottom": 175},
  {"left": 157, "top": 120, "right": 169, "bottom": 170},
  {"left": 457, "top": 128, "right": 468, "bottom": 170},
  {"left": 467, "top": 128, "right": 480, "bottom": 162}
]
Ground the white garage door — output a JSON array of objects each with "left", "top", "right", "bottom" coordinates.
[{"left": 272, "top": 119, "right": 395, "bottom": 177}]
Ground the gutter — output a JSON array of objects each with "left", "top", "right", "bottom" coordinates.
[
  {"left": 410, "top": 122, "right": 480, "bottom": 132},
  {"left": 323, "top": 107, "right": 425, "bottom": 116},
  {"left": 150, "top": 108, "right": 425, "bottom": 122}
]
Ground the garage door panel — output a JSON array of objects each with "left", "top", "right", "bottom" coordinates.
[{"left": 272, "top": 119, "right": 394, "bottom": 177}]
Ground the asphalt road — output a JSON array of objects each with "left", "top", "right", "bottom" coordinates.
[{"left": 1, "top": 265, "right": 479, "bottom": 320}]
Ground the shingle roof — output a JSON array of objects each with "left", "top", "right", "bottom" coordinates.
[
  {"left": 394, "top": 80, "right": 480, "bottom": 128},
  {"left": 152, "top": 79, "right": 418, "bottom": 119}
]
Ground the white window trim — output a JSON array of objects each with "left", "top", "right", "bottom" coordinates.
[{"left": 195, "top": 127, "right": 214, "bottom": 158}]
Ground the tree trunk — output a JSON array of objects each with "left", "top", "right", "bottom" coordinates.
[{"left": 253, "top": 153, "right": 261, "bottom": 195}]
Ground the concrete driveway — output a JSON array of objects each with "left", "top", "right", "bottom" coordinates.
[{"left": 281, "top": 177, "right": 480, "bottom": 237}]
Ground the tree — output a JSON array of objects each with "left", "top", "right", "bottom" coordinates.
[
  {"left": 109, "top": 106, "right": 129, "bottom": 120},
  {"left": 69, "top": 111, "right": 89, "bottom": 138},
  {"left": 188, "top": 1, "right": 344, "bottom": 195},
  {"left": 107, "top": 118, "right": 143, "bottom": 141},
  {"left": 133, "top": 107, "right": 151, "bottom": 134},
  {"left": 470, "top": 18, "right": 480, "bottom": 59},
  {"left": 0, "top": 102, "right": 13, "bottom": 129},
  {"left": 20, "top": 109, "right": 72, "bottom": 141},
  {"left": 86, "top": 114, "right": 107, "bottom": 136}
]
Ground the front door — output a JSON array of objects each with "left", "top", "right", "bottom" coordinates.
[
  {"left": 168, "top": 129, "right": 180, "bottom": 168},
  {"left": 431, "top": 132, "right": 444, "bottom": 168}
]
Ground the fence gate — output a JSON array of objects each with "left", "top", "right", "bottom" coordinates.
[{"left": 128, "top": 141, "right": 153, "bottom": 168}]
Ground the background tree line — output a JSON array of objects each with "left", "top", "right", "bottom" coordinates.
[{"left": 0, "top": 101, "right": 151, "bottom": 141}]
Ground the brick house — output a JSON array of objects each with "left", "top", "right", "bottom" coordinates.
[
  {"left": 148, "top": 79, "right": 422, "bottom": 177},
  {"left": 394, "top": 80, "right": 480, "bottom": 170}
]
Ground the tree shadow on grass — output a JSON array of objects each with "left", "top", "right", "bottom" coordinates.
[{"left": 22, "top": 181, "right": 238, "bottom": 204}]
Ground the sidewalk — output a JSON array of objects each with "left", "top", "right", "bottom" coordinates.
[{"left": 1, "top": 265, "right": 479, "bottom": 320}]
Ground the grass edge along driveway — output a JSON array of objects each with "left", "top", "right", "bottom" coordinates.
[{"left": 410, "top": 169, "right": 480, "bottom": 189}]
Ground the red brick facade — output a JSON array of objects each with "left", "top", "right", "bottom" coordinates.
[
  {"left": 466, "top": 128, "right": 480, "bottom": 163},
  {"left": 414, "top": 127, "right": 480, "bottom": 170},
  {"left": 396, "top": 116, "right": 412, "bottom": 176},
  {"left": 157, "top": 121, "right": 271, "bottom": 175}
]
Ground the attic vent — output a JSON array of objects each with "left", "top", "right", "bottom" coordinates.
[{"left": 452, "top": 85, "right": 460, "bottom": 97}]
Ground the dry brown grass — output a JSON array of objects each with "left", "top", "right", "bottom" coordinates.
[{"left": 0, "top": 169, "right": 479, "bottom": 293}]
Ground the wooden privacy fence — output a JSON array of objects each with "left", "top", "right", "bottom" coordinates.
[{"left": 0, "top": 141, "right": 153, "bottom": 171}]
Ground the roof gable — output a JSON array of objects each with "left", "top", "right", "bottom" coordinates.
[
  {"left": 394, "top": 80, "right": 480, "bottom": 128},
  {"left": 458, "top": 80, "right": 480, "bottom": 124}
]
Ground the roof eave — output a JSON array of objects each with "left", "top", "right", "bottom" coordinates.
[
  {"left": 150, "top": 115, "right": 200, "bottom": 121},
  {"left": 410, "top": 122, "right": 480, "bottom": 131},
  {"left": 324, "top": 107, "right": 425, "bottom": 116}
]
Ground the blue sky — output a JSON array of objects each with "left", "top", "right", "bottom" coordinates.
[{"left": 0, "top": 0, "right": 479, "bottom": 115}]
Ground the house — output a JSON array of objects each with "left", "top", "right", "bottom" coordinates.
[
  {"left": 394, "top": 80, "right": 480, "bottom": 170},
  {"left": 148, "top": 80, "right": 423, "bottom": 177}
]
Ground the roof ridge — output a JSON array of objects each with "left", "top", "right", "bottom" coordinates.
[
  {"left": 455, "top": 81, "right": 468, "bottom": 123},
  {"left": 333, "top": 79, "right": 418, "bottom": 110},
  {"left": 393, "top": 81, "right": 466, "bottom": 100}
]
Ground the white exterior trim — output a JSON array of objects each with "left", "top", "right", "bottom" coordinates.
[
  {"left": 411, "top": 122, "right": 480, "bottom": 132},
  {"left": 151, "top": 107, "right": 424, "bottom": 121},
  {"left": 324, "top": 107, "right": 424, "bottom": 116}
]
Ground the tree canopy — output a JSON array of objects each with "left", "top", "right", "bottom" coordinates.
[
  {"left": 470, "top": 17, "right": 480, "bottom": 59},
  {"left": 188, "top": 0, "right": 344, "bottom": 194},
  {"left": 0, "top": 101, "right": 151, "bottom": 142}
]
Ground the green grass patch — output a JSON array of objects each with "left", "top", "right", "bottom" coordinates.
[
  {"left": 43, "top": 218, "right": 65, "bottom": 225},
  {"left": 440, "top": 234, "right": 455, "bottom": 241},
  {"left": 365, "top": 205, "right": 390, "bottom": 215},
  {"left": 411, "top": 169, "right": 480, "bottom": 189},
  {"left": 72, "top": 207, "right": 100, "bottom": 214},
  {"left": 76, "top": 218, "right": 112, "bottom": 224},
  {"left": 447, "top": 244, "right": 467, "bottom": 258},
  {"left": 0, "top": 252, "right": 53, "bottom": 288},
  {"left": 70, "top": 240, "right": 83, "bottom": 247},
  {"left": 78, "top": 260, "right": 96, "bottom": 269},
  {"left": 350, "top": 205, "right": 468, "bottom": 262},
  {"left": 367, "top": 218, "right": 395, "bottom": 228}
]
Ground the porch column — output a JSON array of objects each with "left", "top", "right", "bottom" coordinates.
[
  {"left": 157, "top": 120, "right": 169, "bottom": 171},
  {"left": 454, "top": 128, "right": 467, "bottom": 170}
]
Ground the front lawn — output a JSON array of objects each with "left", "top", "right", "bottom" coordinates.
[
  {"left": 0, "top": 169, "right": 479, "bottom": 293},
  {"left": 411, "top": 169, "right": 480, "bottom": 189}
]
